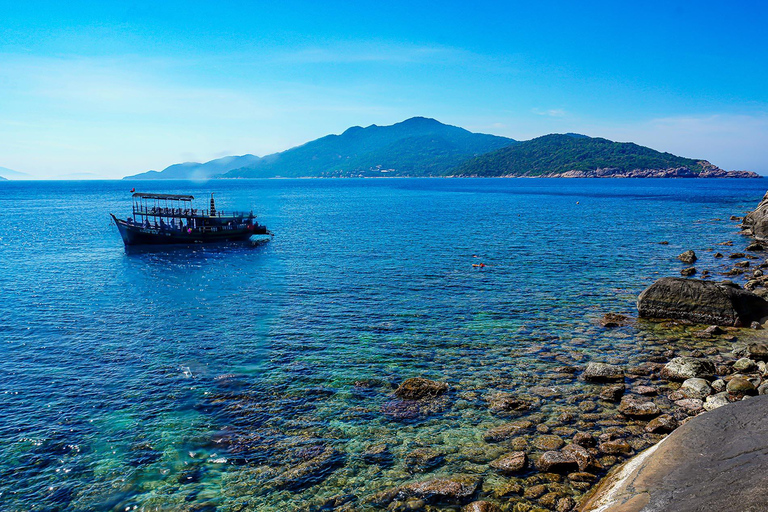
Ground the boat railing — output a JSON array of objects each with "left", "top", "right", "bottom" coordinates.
[
  {"left": 131, "top": 206, "right": 251, "bottom": 219},
  {"left": 123, "top": 218, "right": 254, "bottom": 233}
]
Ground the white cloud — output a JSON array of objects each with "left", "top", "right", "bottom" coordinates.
[{"left": 532, "top": 108, "right": 566, "bottom": 117}]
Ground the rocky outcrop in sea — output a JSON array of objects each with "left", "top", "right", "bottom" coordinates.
[
  {"left": 538, "top": 164, "right": 760, "bottom": 179},
  {"left": 742, "top": 191, "right": 768, "bottom": 239}
]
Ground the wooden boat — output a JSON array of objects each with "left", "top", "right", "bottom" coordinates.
[{"left": 111, "top": 192, "right": 270, "bottom": 246}]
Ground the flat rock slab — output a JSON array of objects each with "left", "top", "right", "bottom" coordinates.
[{"left": 580, "top": 395, "right": 768, "bottom": 512}]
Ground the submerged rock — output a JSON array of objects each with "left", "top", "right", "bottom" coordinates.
[
  {"left": 362, "top": 443, "right": 392, "bottom": 465},
  {"left": 599, "top": 383, "right": 626, "bottom": 402},
  {"left": 618, "top": 396, "right": 660, "bottom": 417},
  {"left": 637, "top": 277, "right": 768, "bottom": 327},
  {"left": 598, "top": 439, "right": 633, "bottom": 456},
  {"left": 396, "top": 475, "right": 481, "bottom": 504},
  {"left": 404, "top": 448, "right": 444, "bottom": 473},
  {"left": 395, "top": 377, "right": 449, "bottom": 400},
  {"left": 485, "top": 392, "right": 534, "bottom": 414},
  {"left": 462, "top": 501, "right": 502, "bottom": 512},
  {"left": 582, "top": 362, "right": 625, "bottom": 382},
  {"left": 489, "top": 451, "right": 526, "bottom": 474},
  {"left": 599, "top": 313, "right": 631, "bottom": 327},
  {"left": 533, "top": 435, "right": 565, "bottom": 451},
  {"left": 483, "top": 420, "right": 534, "bottom": 443},
  {"left": 536, "top": 450, "right": 580, "bottom": 473},
  {"left": 272, "top": 446, "right": 345, "bottom": 490}
]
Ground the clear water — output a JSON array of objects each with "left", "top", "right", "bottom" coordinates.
[{"left": 0, "top": 178, "right": 765, "bottom": 511}]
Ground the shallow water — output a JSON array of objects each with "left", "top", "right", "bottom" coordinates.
[{"left": 0, "top": 178, "right": 765, "bottom": 511}]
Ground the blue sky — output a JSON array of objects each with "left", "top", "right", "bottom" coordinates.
[{"left": 1, "top": 0, "right": 767, "bottom": 178}]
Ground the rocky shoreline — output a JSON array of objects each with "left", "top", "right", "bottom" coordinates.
[
  {"left": 364, "top": 193, "right": 768, "bottom": 511},
  {"left": 536, "top": 166, "right": 760, "bottom": 179},
  {"left": 196, "top": 192, "right": 768, "bottom": 512}
]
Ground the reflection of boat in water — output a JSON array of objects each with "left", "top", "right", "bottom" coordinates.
[{"left": 111, "top": 192, "right": 270, "bottom": 246}]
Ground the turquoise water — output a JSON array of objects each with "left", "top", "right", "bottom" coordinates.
[{"left": 0, "top": 178, "right": 765, "bottom": 511}]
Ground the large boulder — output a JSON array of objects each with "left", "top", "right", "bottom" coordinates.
[
  {"left": 742, "top": 192, "right": 768, "bottom": 240},
  {"left": 637, "top": 277, "right": 768, "bottom": 326},
  {"left": 580, "top": 396, "right": 768, "bottom": 512}
]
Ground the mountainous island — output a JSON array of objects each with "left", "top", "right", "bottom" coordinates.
[
  {"left": 0, "top": 166, "right": 27, "bottom": 180},
  {"left": 124, "top": 117, "right": 759, "bottom": 180}
]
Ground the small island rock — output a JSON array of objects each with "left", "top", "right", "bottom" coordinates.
[{"left": 678, "top": 250, "right": 697, "bottom": 264}]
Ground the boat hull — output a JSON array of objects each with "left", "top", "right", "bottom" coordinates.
[{"left": 111, "top": 215, "right": 269, "bottom": 246}]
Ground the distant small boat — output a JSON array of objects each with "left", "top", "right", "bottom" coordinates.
[{"left": 111, "top": 192, "right": 270, "bottom": 246}]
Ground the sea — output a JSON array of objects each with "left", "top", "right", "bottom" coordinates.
[{"left": 0, "top": 178, "right": 765, "bottom": 511}]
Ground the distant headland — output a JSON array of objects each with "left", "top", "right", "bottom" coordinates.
[{"left": 123, "top": 117, "right": 760, "bottom": 180}]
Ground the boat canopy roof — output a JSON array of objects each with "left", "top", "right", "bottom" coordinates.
[{"left": 132, "top": 193, "right": 194, "bottom": 201}]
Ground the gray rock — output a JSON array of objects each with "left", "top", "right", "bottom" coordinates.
[
  {"left": 742, "top": 192, "right": 768, "bottom": 240},
  {"left": 680, "top": 378, "right": 713, "bottom": 399},
  {"left": 580, "top": 395, "right": 768, "bottom": 512},
  {"left": 758, "top": 381, "right": 768, "bottom": 395},
  {"left": 711, "top": 379, "right": 726, "bottom": 392},
  {"left": 733, "top": 358, "right": 757, "bottom": 372},
  {"left": 678, "top": 250, "right": 697, "bottom": 264},
  {"left": 582, "top": 362, "right": 625, "bottom": 382},
  {"left": 674, "top": 398, "right": 704, "bottom": 413},
  {"left": 618, "top": 396, "right": 660, "bottom": 417},
  {"left": 661, "top": 357, "right": 716, "bottom": 381},
  {"left": 637, "top": 277, "right": 768, "bottom": 327},
  {"left": 703, "top": 392, "right": 730, "bottom": 411}
]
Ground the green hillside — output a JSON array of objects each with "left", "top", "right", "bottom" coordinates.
[
  {"left": 454, "top": 134, "right": 708, "bottom": 176},
  {"left": 222, "top": 117, "right": 515, "bottom": 178}
]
